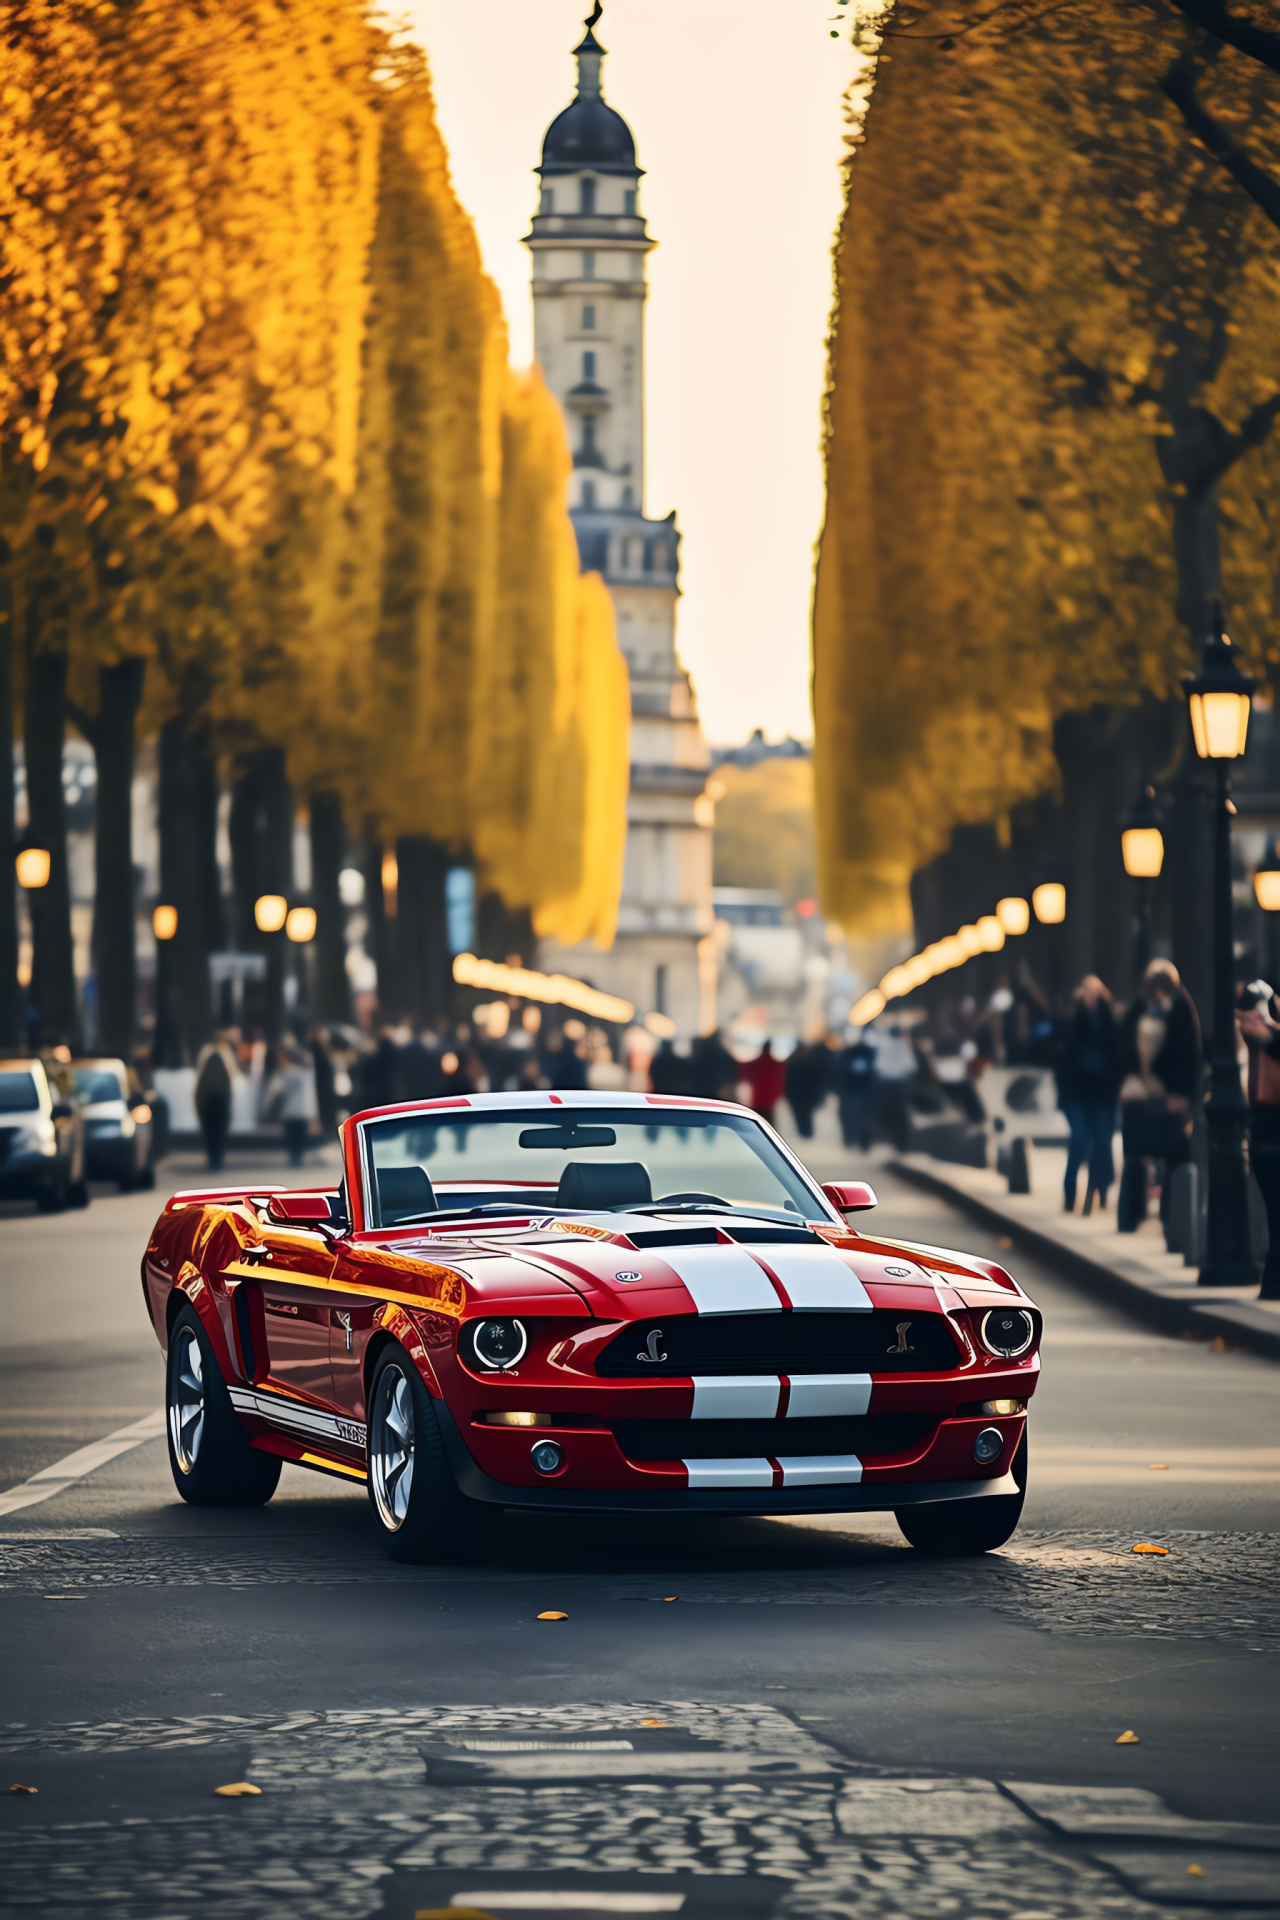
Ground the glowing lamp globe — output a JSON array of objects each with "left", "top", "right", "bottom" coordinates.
[
  {"left": 15, "top": 847, "right": 51, "bottom": 889},
  {"left": 996, "top": 896, "right": 1030, "bottom": 936},
  {"left": 152, "top": 904, "right": 179, "bottom": 941},
  {"left": 1183, "top": 623, "right": 1255, "bottom": 760},
  {"left": 285, "top": 906, "right": 317, "bottom": 943},
  {"left": 1121, "top": 829, "right": 1164, "bottom": 879},
  {"left": 254, "top": 893, "right": 288, "bottom": 933},
  {"left": 976, "top": 915, "right": 1005, "bottom": 952},
  {"left": 1032, "top": 882, "right": 1066, "bottom": 925},
  {"left": 957, "top": 924, "right": 983, "bottom": 959},
  {"left": 1255, "top": 846, "right": 1280, "bottom": 912}
]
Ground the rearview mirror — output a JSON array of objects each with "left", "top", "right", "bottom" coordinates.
[
  {"left": 822, "top": 1180, "right": 878, "bottom": 1214},
  {"left": 519, "top": 1126, "right": 616, "bottom": 1149}
]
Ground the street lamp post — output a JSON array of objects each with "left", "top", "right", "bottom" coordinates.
[
  {"left": 1120, "top": 784, "right": 1164, "bottom": 980},
  {"left": 1183, "top": 616, "right": 1256, "bottom": 1288}
]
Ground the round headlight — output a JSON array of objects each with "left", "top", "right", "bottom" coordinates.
[
  {"left": 530, "top": 1439, "right": 565, "bottom": 1476},
  {"left": 973, "top": 1426, "right": 1005, "bottom": 1464},
  {"left": 470, "top": 1318, "right": 528, "bottom": 1371},
  {"left": 980, "top": 1307, "right": 1035, "bottom": 1359}
]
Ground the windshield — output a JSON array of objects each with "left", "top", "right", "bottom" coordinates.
[
  {"left": 363, "top": 1106, "right": 825, "bottom": 1225},
  {"left": 0, "top": 1071, "right": 40, "bottom": 1113},
  {"left": 73, "top": 1068, "right": 124, "bottom": 1105}
]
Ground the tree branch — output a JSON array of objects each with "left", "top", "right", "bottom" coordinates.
[
  {"left": 1165, "top": 0, "right": 1280, "bottom": 78},
  {"left": 1162, "top": 54, "right": 1280, "bottom": 233},
  {"left": 1209, "top": 389, "right": 1280, "bottom": 482},
  {"left": 63, "top": 697, "right": 99, "bottom": 748}
]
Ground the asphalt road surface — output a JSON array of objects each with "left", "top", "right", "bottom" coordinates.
[{"left": 2, "top": 1141, "right": 1278, "bottom": 1920}]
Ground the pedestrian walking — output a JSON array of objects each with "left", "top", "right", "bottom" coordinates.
[
  {"left": 784, "top": 1039, "right": 830, "bottom": 1140},
  {"left": 193, "top": 1029, "right": 238, "bottom": 1171},
  {"left": 835, "top": 1034, "right": 878, "bottom": 1149},
  {"left": 309, "top": 1027, "right": 339, "bottom": 1136},
  {"left": 1116, "top": 959, "right": 1201, "bottom": 1232},
  {"left": 1057, "top": 975, "right": 1121, "bottom": 1213},
  {"left": 274, "top": 1044, "right": 319, "bottom": 1166},
  {"left": 742, "top": 1038, "right": 786, "bottom": 1125},
  {"left": 1239, "top": 980, "right": 1280, "bottom": 1299},
  {"left": 691, "top": 1030, "right": 740, "bottom": 1102},
  {"left": 872, "top": 1023, "right": 916, "bottom": 1154}
]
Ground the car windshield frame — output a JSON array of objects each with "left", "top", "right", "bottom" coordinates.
[{"left": 355, "top": 1098, "right": 840, "bottom": 1231}]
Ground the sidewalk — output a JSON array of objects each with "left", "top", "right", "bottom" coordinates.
[{"left": 891, "top": 1145, "right": 1280, "bottom": 1363}]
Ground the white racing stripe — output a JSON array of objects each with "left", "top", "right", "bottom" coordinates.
[
  {"left": 776, "top": 1454, "right": 863, "bottom": 1487},
  {"left": 786, "top": 1374, "right": 872, "bottom": 1418},
  {"left": 229, "top": 1386, "right": 366, "bottom": 1452},
  {"left": 761, "top": 1244, "right": 872, "bottom": 1311},
  {"left": 662, "top": 1245, "right": 779, "bottom": 1316},
  {"left": 683, "top": 1457, "right": 774, "bottom": 1488},
  {"left": 691, "top": 1376, "right": 780, "bottom": 1419},
  {"left": 0, "top": 1411, "right": 166, "bottom": 1517}
]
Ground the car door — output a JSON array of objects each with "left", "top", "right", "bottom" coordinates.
[{"left": 246, "top": 1225, "right": 339, "bottom": 1406}]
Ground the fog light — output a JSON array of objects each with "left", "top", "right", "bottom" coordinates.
[
  {"left": 481, "top": 1410, "right": 551, "bottom": 1428},
  {"left": 974, "top": 1427, "right": 1004, "bottom": 1464},
  {"left": 981, "top": 1398, "right": 1026, "bottom": 1416},
  {"left": 531, "top": 1440, "right": 565, "bottom": 1475}
]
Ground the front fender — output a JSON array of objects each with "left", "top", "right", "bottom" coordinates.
[{"left": 169, "top": 1263, "right": 237, "bottom": 1383}]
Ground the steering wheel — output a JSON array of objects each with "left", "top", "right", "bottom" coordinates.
[{"left": 655, "top": 1191, "right": 729, "bottom": 1207}]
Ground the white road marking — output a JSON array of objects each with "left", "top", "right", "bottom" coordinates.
[
  {"left": 0, "top": 1411, "right": 165, "bottom": 1516},
  {"left": 451, "top": 1897, "right": 685, "bottom": 1912}
]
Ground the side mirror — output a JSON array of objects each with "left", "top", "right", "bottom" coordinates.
[
  {"left": 50, "top": 1101, "right": 73, "bottom": 1122},
  {"left": 822, "top": 1180, "right": 878, "bottom": 1214},
  {"left": 267, "top": 1192, "right": 335, "bottom": 1224}
]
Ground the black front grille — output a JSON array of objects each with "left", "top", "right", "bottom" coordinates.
[
  {"left": 611, "top": 1413, "right": 935, "bottom": 1462},
  {"left": 596, "top": 1310, "right": 962, "bottom": 1378}
]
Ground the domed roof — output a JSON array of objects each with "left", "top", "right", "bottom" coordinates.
[{"left": 538, "top": 26, "right": 640, "bottom": 178}]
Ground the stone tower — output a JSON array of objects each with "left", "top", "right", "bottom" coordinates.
[{"left": 526, "top": 13, "right": 715, "bottom": 1036}]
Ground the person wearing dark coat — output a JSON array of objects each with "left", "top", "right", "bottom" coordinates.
[
  {"left": 1056, "top": 976, "right": 1121, "bottom": 1213},
  {"left": 785, "top": 1040, "right": 830, "bottom": 1140},
  {"left": 835, "top": 1037, "right": 878, "bottom": 1150},
  {"left": 691, "top": 1031, "right": 741, "bottom": 1102},
  {"left": 1240, "top": 981, "right": 1280, "bottom": 1300},
  {"left": 1115, "top": 959, "right": 1202, "bottom": 1232}
]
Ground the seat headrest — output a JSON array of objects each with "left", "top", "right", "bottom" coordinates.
[
  {"left": 376, "top": 1164, "right": 437, "bottom": 1224},
  {"left": 556, "top": 1160, "right": 652, "bottom": 1211}
]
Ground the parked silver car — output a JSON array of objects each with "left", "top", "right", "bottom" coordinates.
[
  {"left": 72, "top": 1058, "right": 155, "bottom": 1191},
  {"left": 0, "top": 1059, "right": 88, "bottom": 1211}
]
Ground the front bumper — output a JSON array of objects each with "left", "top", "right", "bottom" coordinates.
[{"left": 435, "top": 1403, "right": 1021, "bottom": 1514}]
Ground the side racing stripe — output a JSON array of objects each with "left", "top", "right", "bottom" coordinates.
[{"left": 228, "top": 1385, "right": 366, "bottom": 1453}]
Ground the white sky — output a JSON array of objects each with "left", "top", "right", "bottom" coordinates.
[{"left": 403, "top": 0, "right": 857, "bottom": 746}]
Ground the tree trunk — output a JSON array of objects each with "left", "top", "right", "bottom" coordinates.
[
  {"left": 229, "top": 747, "right": 293, "bottom": 1044},
  {"left": 158, "top": 714, "right": 224, "bottom": 1062},
  {"left": 309, "top": 789, "right": 350, "bottom": 1026},
  {"left": 362, "top": 820, "right": 393, "bottom": 1020},
  {"left": 0, "top": 573, "right": 20, "bottom": 1049},
  {"left": 77, "top": 657, "right": 146, "bottom": 1060},
  {"left": 396, "top": 834, "right": 451, "bottom": 1029},
  {"left": 23, "top": 632, "right": 79, "bottom": 1049}
]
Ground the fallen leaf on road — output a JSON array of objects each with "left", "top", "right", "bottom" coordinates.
[
  {"left": 1147, "top": 1463, "right": 1170, "bottom": 1471},
  {"left": 998, "top": 1237, "right": 1013, "bottom": 1250},
  {"left": 1187, "top": 1865, "right": 1204, "bottom": 1876},
  {"left": 536, "top": 1611, "right": 568, "bottom": 1621},
  {"left": 1210, "top": 1337, "right": 1227, "bottom": 1352},
  {"left": 214, "top": 1782, "right": 262, "bottom": 1797},
  {"left": 416, "top": 1909, "right": 496, "bottom": 1919},
  {"left": 1115, "top": 1730, "right": 1140, "bottom": 1745},
  {"left": 640, "top": 1720, "right": 666, "bottom": 1727},
  {"left": 1132, "top": 1543, "right": 1169, "bottom": 1555},
  {"left": 664, "top": 1595, "right": 678, "bottom": 1602},
  {"left": 9, "top": 1784, "right": 37, "bottom": 1795}
]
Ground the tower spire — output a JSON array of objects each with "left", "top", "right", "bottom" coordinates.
[{"left": 574, "top": 4, "right": 605, "bottom": 100}]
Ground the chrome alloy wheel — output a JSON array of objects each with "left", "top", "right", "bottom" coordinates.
[
  {"left": 370, "top": 1362, "right": 415, "bottom": 1532},
  {"left": 168, "top": 1325, "right": 206, "bottom": 1474}
]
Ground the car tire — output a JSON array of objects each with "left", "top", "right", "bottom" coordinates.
[
  {"left": 166, "top": 1304, "right": 282, "bottom": 1507},
  {"left": 36, "top": 1176, "right": 67, "bottom": 1213},
  {"left": 366, "top": 1344, "right": 471, "bottom": 1564},
  {"left": 895, "top": 1431, "right": 1027, "bottom": 1556}
]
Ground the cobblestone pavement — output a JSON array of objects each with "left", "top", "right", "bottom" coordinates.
[
  {"left": 3, "top": 1702, "right": 1277, "bottom": 1919},
  {"left": 2, "top": 1528, "right": 1276, "bottom": 1652}
]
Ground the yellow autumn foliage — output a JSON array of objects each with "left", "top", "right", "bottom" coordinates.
[
  {"left": 815, "top": 0, "right": 1280, "bottom": 938},
  {"left": 0, "top": 7, "right": 629, "bottom": 949}
]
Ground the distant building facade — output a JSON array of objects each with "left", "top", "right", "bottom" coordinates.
[{"left": 526, "top": 19, "right": 715, "bottom": 1036}]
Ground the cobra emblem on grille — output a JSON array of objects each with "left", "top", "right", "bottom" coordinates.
[
  {"left": 888, "top": 1319, "right": 915, "bottom": 1353},
  {"left": 637, "top": 1329, "right": 668, "bottom": 1363}
]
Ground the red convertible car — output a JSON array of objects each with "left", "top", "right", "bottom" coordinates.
[{"left": 142, "top": 1092, "right": 1040, "bottom": 1561}]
